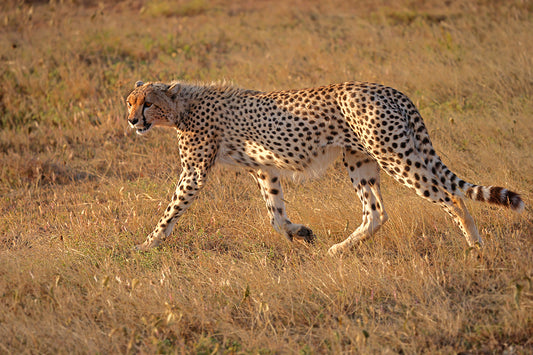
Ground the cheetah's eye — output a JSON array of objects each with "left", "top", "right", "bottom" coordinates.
[
  {"left": 144, "top": 102, "right": 153, "bottom": 108},
  {"left": 127, "top": 101, "right": 132, "bottom": 108}
]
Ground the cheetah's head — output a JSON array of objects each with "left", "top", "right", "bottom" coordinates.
[{"left": 126, "top": 81, "right": 182, "bottom": 135}]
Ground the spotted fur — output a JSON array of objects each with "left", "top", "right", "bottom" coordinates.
[{"left": 126, "top": 80, "right": 524, "bottom": 254}]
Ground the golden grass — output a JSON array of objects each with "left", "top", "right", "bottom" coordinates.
[{"left": 0, "top": 0, "right": 532, "bottom": 353}]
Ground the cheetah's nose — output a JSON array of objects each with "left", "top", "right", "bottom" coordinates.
[{"left": 128, "top": 118, "right": 139, "bottom": 127}]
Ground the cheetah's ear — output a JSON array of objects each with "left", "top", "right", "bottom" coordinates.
[
  {"left": 166, "top": 82, "right": 181, "bottom": 99},
  {"left": 135, "top": 81, "right": 144, "bottom": 88}
]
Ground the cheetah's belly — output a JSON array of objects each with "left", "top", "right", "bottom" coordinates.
[{"left": 217, "top": 141, "right": 341, "bottom": 179}]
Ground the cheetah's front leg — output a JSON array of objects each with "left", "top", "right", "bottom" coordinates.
[
  {"left": 253, "top": 169, "right": 315, "bottom": 244},
  {"left": 135, "top": 168, "right": 206, "bottom": 251}
]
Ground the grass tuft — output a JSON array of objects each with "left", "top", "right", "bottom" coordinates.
[{"left": 143, "top": 0, "right": 208, "bottom": 18}]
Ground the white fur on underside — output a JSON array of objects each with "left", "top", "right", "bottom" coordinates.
[
  {"left": 217, "top": 145, "right": 342, "bottom": 181},
  {"left": 288, "top": 146, "right": 342, "bottom": 181}
]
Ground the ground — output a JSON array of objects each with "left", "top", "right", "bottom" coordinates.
[{"left": 0, "top": 0, "right": 532, "bottom": 353}]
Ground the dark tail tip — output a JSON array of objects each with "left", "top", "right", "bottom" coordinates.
[
  {"left": 467, "top": 186, "right": 524, "bottom": 212},
  {"left": 506, "top": 190, "right": 525, "bottom": 213}
]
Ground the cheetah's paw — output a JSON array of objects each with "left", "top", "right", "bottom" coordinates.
[{"left": 287, "top": 225, "right": 316, "bottom": 244}]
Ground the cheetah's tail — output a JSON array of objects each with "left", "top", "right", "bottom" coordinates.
[
  {"left": 463, "top": 184, "right": 524, "bottom": 212},
  {"left": 426, "top": 157, "right": 524, "bottom": 213},
  {"left": 407, "top": 107, "right": 524, "bottom": 213},
  {"left": 428, "top": 151, "right": 524, "bottom": 212},
  {"left": 426, "top": 150, "right": 524, "bottom": 213}
]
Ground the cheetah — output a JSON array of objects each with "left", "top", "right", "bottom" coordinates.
[{"left": 126, "top": 80, "right": 524, "bottom": 255}]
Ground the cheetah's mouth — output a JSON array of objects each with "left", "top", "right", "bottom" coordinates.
[{"left": 135, "top": 123, "right": 153, "bottom": 135}]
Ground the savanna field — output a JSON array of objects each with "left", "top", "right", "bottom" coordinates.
[{"left": 1, "top": 0, "right": 532, "bottom": 353}]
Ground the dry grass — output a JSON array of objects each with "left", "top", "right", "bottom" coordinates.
[{"left": 1, "top": 0, "right": 532, "bottom": 353}]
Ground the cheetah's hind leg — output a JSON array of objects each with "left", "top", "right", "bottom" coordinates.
[
  {"left": 328, "top": 150, "right": 388, "bottom": 256},
  {"left": 134, "top": 230, "right": 166, "bottom": 251}
]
